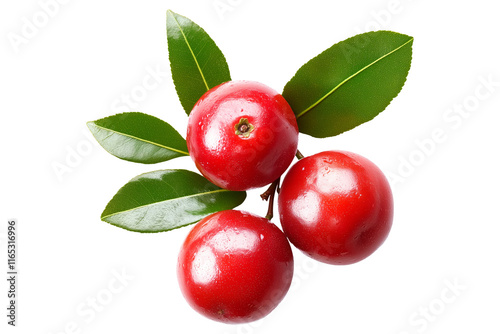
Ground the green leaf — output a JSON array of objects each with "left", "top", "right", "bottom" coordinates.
[
  {"left": 101, "top": 169, "right": 246, "bottom": 232},
  {"left": 166, "top": 10, "right": 231, "bottom": 115},
  {"left": 283, "top": 31, "right": 413, "bottom": 138},
  {"left": 87, "top": 112, "right": 189, "bottom": 164}
]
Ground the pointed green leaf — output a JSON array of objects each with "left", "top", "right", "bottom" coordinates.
[
  {"left": 283, "top": 31, "right": 413, "bottom": 138},
  {"left": 101, "top": 169, "right": 246, "bottom": 232},
  {"left": 166, "top": 10, "right": 231, "bottom": 115},
  {"left": 87, "top": 112, "right": 189, "bottom": 164}
]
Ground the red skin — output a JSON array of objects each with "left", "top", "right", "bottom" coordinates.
[
  {"left": 187, "top": 81, "right": 298, "bottom": 191},
  {"left": 177, "top": 210, "right": 294, "bottom": 324},
  {"left": 278, "top": 151, "right": 393, "bottom": 265}
]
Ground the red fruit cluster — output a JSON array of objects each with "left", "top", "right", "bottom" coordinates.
[{"left": 178, "top": 81, "right": 393, "bottom": 323}]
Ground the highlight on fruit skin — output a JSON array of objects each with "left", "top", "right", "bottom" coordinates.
[
  {"left": 278, "top": 150, "right": 394, "bottom": 265},
  {"left": 177, "top": 210, "right": 294, "bottom": 323},
  {"left": 186, "top": 80, "right": 299, "bottom": 191}
]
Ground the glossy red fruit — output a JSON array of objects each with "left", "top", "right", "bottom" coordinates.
[
  {"left": 186, "top": 81, "right": 299, "bottom": 191},
  {"left": 177, "top": 210, "right": 294, "bottom": 324},
  {"left": 278, "top": 151, "right": 393, "bottom": 265}
]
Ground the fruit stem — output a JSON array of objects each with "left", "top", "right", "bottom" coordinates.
[
  {"left": 261, "top": 178, "right": 280, "bottom": 220},
  {"left": 296, "top": 150, "right": 305, "bottom": 160}
]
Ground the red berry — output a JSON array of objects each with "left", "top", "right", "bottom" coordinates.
[
  {"left": 177, "top": 210, "right": 294, "bottom": 323},
  {"left": 187, "top": 81, "right": 299, "bottom": 191},
  {"left": 278, "top": 151, "right": 393, "bottom": 265}
]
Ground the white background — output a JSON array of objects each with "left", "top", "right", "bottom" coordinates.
[{"left": 1, "top": 0, "right": 499, "bottom": 333}]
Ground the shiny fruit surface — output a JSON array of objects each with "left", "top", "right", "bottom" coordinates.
[
  {"left": 186, "top": 80, "right": 299, "bottom": 191},
  {"left": 278, "top": 151, "right": 393, "bottom": 265},
  {"left": 177, "top": 210, "right": 294, "bottom": 323}
]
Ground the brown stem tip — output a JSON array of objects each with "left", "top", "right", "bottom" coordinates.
[{"left": 261, "top": 178, "right": 280, "bottom": 220}]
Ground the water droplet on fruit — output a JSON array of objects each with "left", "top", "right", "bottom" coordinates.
[{"left": 322, "top": 158, "right": 334, "bottom": 169}]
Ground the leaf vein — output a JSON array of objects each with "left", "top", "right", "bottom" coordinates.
[
  {"left": 296, "top": 37, "right": 414, "bottom": 119},
  {"left": 92, "top": 124, "right": 189, "bottom": 156},
  {"left": 101, "top": 189, "right": 230, "bottom": 219},
  {"left": 171, "top": 13, "right": 210, "bottom": 92}
]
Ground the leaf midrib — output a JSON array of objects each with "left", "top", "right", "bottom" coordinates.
[
  {"left": 101, "top": 188, "right": 229, "bottom": 219},
  {"left": 295, "top": 37, "right": 414, "bottom": 119},
  {"left": 169, "top": 10, "right": 210, "bottom": 92},
  {"left": 89, "top": 122, "right": 189, "bottom": 156}
]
